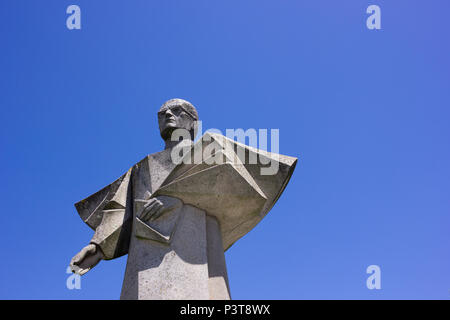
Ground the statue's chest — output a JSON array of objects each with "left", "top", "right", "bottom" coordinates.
[{"left": 132, "top": 149, "right": 177, "bottom": 200}]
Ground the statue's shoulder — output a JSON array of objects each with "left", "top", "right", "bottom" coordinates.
[
  {"left": 131, "top": 148, "right": 175, "bottom": 195},
  {"left": 133, "top": 149, "right": 172, "bottom": 169},
  {"left": 133, "top": 154, "right": 150, "bottom": 170}
]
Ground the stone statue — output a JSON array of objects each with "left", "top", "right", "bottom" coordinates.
[{"left": 70, "top": 98, "right": 297, "bottom": 299}]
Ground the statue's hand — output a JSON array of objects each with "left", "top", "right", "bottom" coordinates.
[
  {"left": 70, "top": 243, "right": 104, "bottom": 276},
  {"left": 139, "top": 196, "right": 182, "bottom": 222}
]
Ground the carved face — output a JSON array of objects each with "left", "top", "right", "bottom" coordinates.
[{"left": 158, "top": 103, "right": 196, "bottom": 140}]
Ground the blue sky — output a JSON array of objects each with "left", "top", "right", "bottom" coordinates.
[{"left": 0, "top": 0, "right": 449, "bottom": 299}]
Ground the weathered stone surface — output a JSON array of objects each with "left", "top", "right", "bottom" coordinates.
[
  {"left": 69, "top": 98, "right": 297, "bottom": 300},
  {"left": 206, "top": 215, "right": 231, "bottom": 300},
  {"left": 121, "top": 204, "right": 209, "bottom": 300},
  {"left": 154, "top": 132, "right": 297, "bottom": 250}
]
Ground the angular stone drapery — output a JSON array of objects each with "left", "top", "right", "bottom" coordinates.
[{"left": 74, "top": 132, "right": 297, "bottom": 299}]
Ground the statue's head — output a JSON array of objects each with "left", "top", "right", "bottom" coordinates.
[{"left": 158, "top": 98, "right": 199, "bottom": 141}]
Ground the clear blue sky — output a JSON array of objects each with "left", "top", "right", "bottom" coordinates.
[{"left": 0, "top": 0, "right": 449, "bottom": 299}]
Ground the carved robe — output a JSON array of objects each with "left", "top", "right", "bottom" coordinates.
[{"left": 75, "top": 133, "right": 297, "bottom": 299}]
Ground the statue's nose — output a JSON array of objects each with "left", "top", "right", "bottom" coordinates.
[{"left": 165, "top": 109, "right": 175, "bottom": 119}]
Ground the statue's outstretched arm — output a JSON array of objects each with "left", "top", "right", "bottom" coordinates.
[{"left": 70, "top": 168, "right": 133, "bottom": 274}]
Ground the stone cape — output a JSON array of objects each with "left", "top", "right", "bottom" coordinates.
[{"left": 74, "top": 132, "right": 297, "bottom": 299}]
